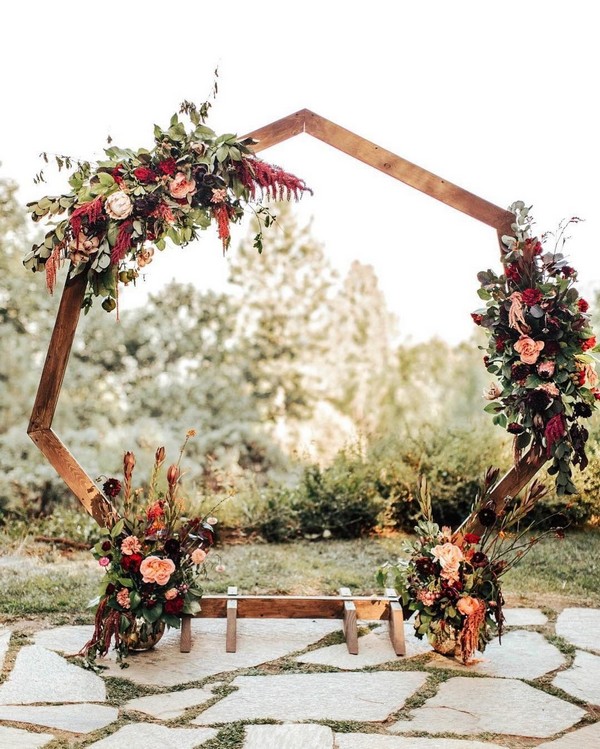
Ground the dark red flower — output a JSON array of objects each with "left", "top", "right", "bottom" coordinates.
[
  {"left": 581, "top": 336, "right": 596, "bottom": 352},
  {"left": 164, "top": 597, "right": 185, "bottom": 615},
  {"left": 477, "top": 506, "right": 497, "bottom": 527},
  {"left": 561, "top": 266, "right": 575, "bottom": 278},
  {"left": 511, "top": 363, "right": 530, "bottom": 382},
  {"left": 121, "top": 552, "right": 143, "bottom": 573},
  {"left": 463, "top": 533, "right": 481, "bottom": 545},
  {"left": 471, "top": 551, "right": 489, "bottom": 568},
  {"left": 521, "top": 288, "right": 542, "bottom": 306},
  {"left": 106, "top": 583, "right": 116, "bottom": 595},
  {"left": 101, "top": 540, "right": 112, "bottom": 552},
  {"left": 507, "top": 422, "right": 524, "bottom": 434},
  {"left": 505, "top": 264, "right": 521, "bottom": 282},
  {"left": 103, "top": 478, "right": 122, "bottom": 498},
  {"left": 158, "top": 158, "right": 177, "bottom": 176},
  {"left": 524, "top": 237, "right": 543, "bottom": 256},
  {"left": 545, "top": 413, "right": 566, "bottom": 457},
  {"left": 111, "top": 164, "right": 125, "bottom": 187},
  {"left": 133, "top": 166, "right": 158, "bottom": 182},
  {"left": 471, "top": 313, "right": 483, "bottom": 325},
  {"left": 544, "top": 340, "right": 561, "bottom": 356},
  {"left": 574, "top": 402, "right": 593, "bottom": 418},
  {"left": 578, "top": 298, "right": 589, "bottom": 313},
  {"left": 495, "top": 335, "right": 507, "bottom": 353}
]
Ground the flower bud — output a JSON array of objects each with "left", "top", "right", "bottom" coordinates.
[
  {"left": 123, "top": 450, "right": 136, "bottom": 480},
  {"left": 155, "top": 446, "right": 166, "bottom": 464},
  {"left": 166, "top": 464, "right": 180, "bottom": 486}
]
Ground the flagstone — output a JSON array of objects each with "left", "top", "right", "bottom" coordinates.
[
  {"left": 193, "top": 671, "right": 427, "bottom": 724},
  {"left": 0, "top": 703, "right": 118, "bottom": 733},
  {"left": 555, "top": 608, "right": 600, "bottom": 654},
  {"left": 552, "top": 650, "right": 600, "bottom": 705},
  {"left": 85, "top": 723, "right": 217, "bottom": 748},
  {"left": 0, "top": 628, "right": 10, "bottom": 671},
  {"left": 503, "top": 607, "right": 548, "bottom": 626},
  {"left": 426, "top": 630, "right": 564, "bottom": 679},
  {"left": 334, "top": 735, "right": 508, "bottom": 749},
  {"left": 0, "top": 646, "right": 106, "bottom": 704},
  {"left": 0, "top": 725, "right": 54, "bottom": 748},
  {"left": 243, "top": 723, "right": 334, "bottom": 748},
  {"left": 124, "top": 686, "right": 217, "bottom": 719},
  {"left": 34, "top": 619, "right": 341, "bottom": 687},
  {"left": 536, "top": 721, "right": 600, "bottom": 748},
  {"left": 390, "top": 677, "right": 586, "bottom": 738},
  {"left": 297, "top": 623, "right": 429, "bottom": 669}
]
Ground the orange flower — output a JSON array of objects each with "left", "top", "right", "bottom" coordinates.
[
  {"left": 514, "top": 336, "right": 544, "bottom": 365},
  {"left": 139, "top": 556, "right": 176, "bottom": 586}
]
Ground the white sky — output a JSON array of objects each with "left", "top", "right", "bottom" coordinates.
[{"left": 2, "top": 1, "right": 599, "bottom": 344}]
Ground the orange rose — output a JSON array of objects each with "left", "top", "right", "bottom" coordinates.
[
  {"left": 168, "top": 172, "right": 196, "bottom": 199},
  {"left": 457, "top": 595, "right": 481, "bottom": 616},
  {"left": 191, "top": 548, "right": 207, "bottom": 565},
  {"left": 139, "top": 556, "right": 176, "bottom": 586},
  {"left": 514, "top": 336, "right": 545, "bottom": 365}
]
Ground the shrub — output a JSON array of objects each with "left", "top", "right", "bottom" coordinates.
[{"left": 294, "top": 452, "right": 385, "bottom": 539}]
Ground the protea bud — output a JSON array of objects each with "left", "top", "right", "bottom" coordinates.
[
  {"left": 123, "top": 451, "right": 136, "bottom": 480},
  {"left": 167, "top": 464, "right": 180, "bottom": 486}
]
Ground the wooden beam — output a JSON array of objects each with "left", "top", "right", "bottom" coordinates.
[
  {"left": 464, "top": 445, "right": 548, "bottom": 536},
  {"left": 243, "top": 109, "right": 309, "bottom": 153},
  {"left": 339, "top": 587, "right": 358, "bottom": 655},
  {"left": 180, "top": 615, "right": 192, "bottom": 653},
  {"left": 28, "top": 428, "right": 115, "bottom": 526},
  {"left": 385, "top": 588, "right": 406, "bottom": 656},
  {"left": 192, "top": 594, "right": 392, "bottom": 620},
  {"left": 28, "top": 272, "right": 87, "bottom": 432},
  {"left": 226, "top": 586, "right": 238, "bottom": 653}
]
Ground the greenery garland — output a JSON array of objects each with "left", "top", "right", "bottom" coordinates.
[
  {"left": 472, "top": 202, "right": 599, "bottom": 494},
  {"left": 23, "top": 101, "right": 311, "bottom": 313}
]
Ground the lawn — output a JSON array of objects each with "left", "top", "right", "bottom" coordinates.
[{"left": 0, "top": 527, "right": 598, "bottom": 622}]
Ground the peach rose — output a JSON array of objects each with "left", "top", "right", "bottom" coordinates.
[
  {"left": 116, "top": 588, "right": 131, "bottom": 609},
  {"left": 168, "top": 172, "right": 196, "bottom": 199},
  {"left": 514, "top": 336, "right": 544, "bottom": 365},
  {"left": 191, "top": 548, "right": 207, "bottom": 565},
  {"left": 164, "top": 587, "right": 179, "bottom": 600},
  {"left": 139, "top": 555, "right": 176, "bottom": 586},
  {"left": 121, "top": 536, "right": 141, "bottom": 555},
  {"left": 457, "top": 595, "right": 481, "bottom": 616},
  {"left": 105, "top": 190, "right": 133, "bottom": 220},
  {"left": 431, "top": 543, "right": 464, "bottom": 582}
]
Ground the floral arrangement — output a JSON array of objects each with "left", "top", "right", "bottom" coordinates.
[
  {"left": 472, "top": 201, "right": 599, "bottom": 494},
  {"left": 379, "top": 469, "right": 563, "bottom": 664},
  {"left": 23, "top": 100, "right": 311, "bottom": 313},
  {"left": 81, "top": 431, "right": 218, "bottom": 665}
]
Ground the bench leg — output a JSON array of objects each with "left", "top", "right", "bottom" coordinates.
[{"left": 180, "top": 615, "right": 192, "bottom": 653}]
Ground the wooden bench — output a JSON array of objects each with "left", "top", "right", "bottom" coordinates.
[{"left": 180, "top": 587, "right": 405, "bottom": 656}]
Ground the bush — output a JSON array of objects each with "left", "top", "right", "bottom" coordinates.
[{"left": 294, "top": 452, "right": 385, "bottom": 539}]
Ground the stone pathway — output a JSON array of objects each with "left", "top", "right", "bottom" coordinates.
[{"left": 0, "top": 608, "right": 598, "bottom": 748}]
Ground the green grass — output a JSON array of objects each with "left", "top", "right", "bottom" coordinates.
[{"left": 0, "top": 529, "right": 598, "bottom": 622}]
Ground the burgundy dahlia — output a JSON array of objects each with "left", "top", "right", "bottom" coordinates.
[{"left": 103, "top": 478, "right": 122, "bottom": 498}]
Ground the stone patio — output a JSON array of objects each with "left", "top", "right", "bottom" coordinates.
[{"left": 0, "top": 607, "right": 597, "bottom": 748}]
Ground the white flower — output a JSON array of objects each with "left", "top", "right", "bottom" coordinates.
[
  {"left": 483, "top": 382, "right": 502, "bottom": 400},
  {"left": 105, "top": 190, "right": 133, "bottom": 220}
]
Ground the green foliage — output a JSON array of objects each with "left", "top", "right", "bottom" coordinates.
[{"left": 295, "top": 453, "right": 384, "bottom": 539}]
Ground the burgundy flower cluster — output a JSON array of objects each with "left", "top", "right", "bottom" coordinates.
[{"left": 472, "top": 202, "right": 599, "bottom": 494}]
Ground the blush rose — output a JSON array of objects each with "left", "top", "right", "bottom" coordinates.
[
  {"left": 168, "top": 172, "right": 196, "bottom": 199},
  {"left": 514, "top": 336, "right": 545, "bottom": 365}
]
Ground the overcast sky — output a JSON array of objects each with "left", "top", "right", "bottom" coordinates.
[{"left": 2, "top": 1, "right": 598, "bottom": 343}]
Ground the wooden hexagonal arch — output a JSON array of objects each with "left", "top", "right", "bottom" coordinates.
[{"left": 27, "top": 108, "right": 547, "bottom": 530}]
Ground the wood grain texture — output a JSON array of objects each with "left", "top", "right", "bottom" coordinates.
[
  {"left": 242, "top": 109, "right": 309, "bottom": 153},
  {"left": 28, "top": 428, "right": 115, "bottom": 526},
  {"left": 388, "top": 601, "right": 406, "bottom": 656},
  {"left": 194, "top": 595, "right": 391, "bottom": 620},
  {"left": 465, "top": 445, "right": 547, "bottom": 535},
  {"left": 28, "top": 272, "right": 87, "bottom": 432},
  {"left": 180, "top": 615, "right": 192, "bottom": 653}
]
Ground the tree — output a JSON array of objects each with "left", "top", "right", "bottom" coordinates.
[{"left": 227, "top": 203, "right": 338, "bottom": 447}]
